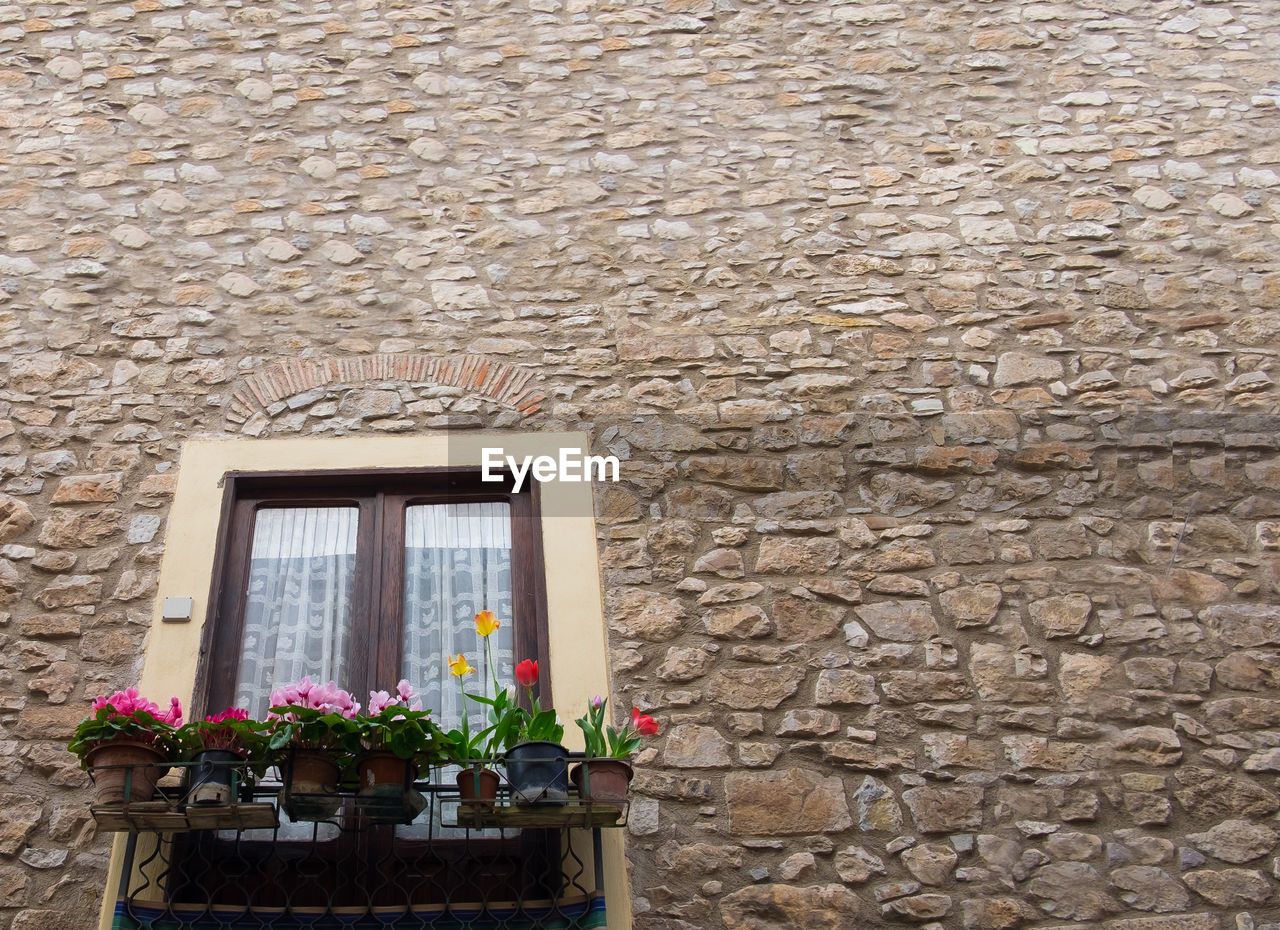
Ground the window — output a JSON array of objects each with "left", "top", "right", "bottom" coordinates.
[{"left": 197, "top": 469, "right": 550, "bottom": 727}]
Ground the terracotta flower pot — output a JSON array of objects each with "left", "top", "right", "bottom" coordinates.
[
  {"left": 356, "top": 751, "right": 414, "bottom": 790},
  {"left": 570, "top": 758, "right": 633, "bottom": 805},
  {"left": 288, "top": 750, "right": 341, "bottom": 793},
  {"left": 456, "top": 766, "right": 500, "bottom": 804},
  {"left": 85, "top": 740, "right": 166, "bottom": 806},
  {"left": 355, "top": 751, "right": 423, "bottom": 823},
  {"left": 282, "top": 750, "right": 342, "bottom": 821}
]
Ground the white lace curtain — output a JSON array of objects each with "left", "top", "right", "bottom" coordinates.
[
  {"left": 402, "top": 502, "right": 513, "bottom": 727},
  {"left": 234, "top": 507, "right": 358, "bottom": 718},
  {"left": 233, "top": 502, "right": 514, "bottom": 727}
]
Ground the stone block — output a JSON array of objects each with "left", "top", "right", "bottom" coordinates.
[
  {"left": 773, "top": 595, "right": 844, "bottom": 641},
  {"left": 971, "top": 644, "right": 1054, "bottom": 703},
  {"left": 1111, "top": 727, "right": 1181, "bottom": 766},
  {"left": 1174, "top": 767, "right": 1280, "bottom": 818},
  {"left": 900, "top": 843, "right": 958, "bottom": 885},
  {"left": 994, "top": 353, "right": 1064, "bottom": 387},
  {"left": 1187, "top": 820, "right": 1277, "bottom": 864},
  {"left": 836, "top": 845, "right": 886, "bottom": 883},
  {"left": 708, "top": 667, "right": 805, "bottom": 710},
  {"left": 1102, "top": 917, "right": 1219, "bottom": 930},
  {"left": 681, "top": 456, "right": 785, "bottom": 491},
  {"left": 1182, "top": 868, "right": 1270, "bottom": 906},
  {"left": 1107, "top": 865, "right": 1190, "bottom": 913},
  {"left": 0, "top": 795, "right": 42, "bottom": 855},
  {"left": 814, "top": 669, "right": 879, "bottom": 706},
  {"left": 726, "top": 769, "right": 852, "bottom": 835},
  {"left": 776, "top": 709, "right": 841, "bottom": 737},
  {"left": 606, "top": 588, "right": 686, "bottom": 641},
  {"left": 960, "top": 896, "right": 1039, "bottom": 930},
  {"left": 703, "top": 604, "right": 773, "bottom": 639},
  {"left": 618, "top": 332, "right": 714, "bottom": 362},
  {"left": 824, "top": 741, "right": 914, "bottom": 771},
  {"left": 855, "top": 601, "right": 938, "bottom": 641},
  {"left": 855, "top": 776, "right": 903, "bottom": 832},
  {"left": 37, "top": 510, "right": 122, "bottom": 549},
  {"left": 50, "top": 473, "right": 123, "bottom": 504},
  {"left": 662, "top": 725, "right": 732, "bottom": 768},
  {"left": 721, "top": 884, "right": 861, "bottom": 930},
  {"left": 754, "top": 537, "right": 841, "bottom": 574},
  {"left": 1028, "top": 593, "right": 1092, "bottom": 637},
  {"left": 34, "top": 575, "right": 103, "bottom": 608},
  {"left": 656, "top": 841, "right": 742, "bottom": 873},
  {"left": 1202, "top": 604, "right": 1280, "bottom": 647},
  {"left": 0, "top": 865, "right": 26, "bottom": 907},
  {"left": 0, "top": 495, "right": 34, "bottom": 541},
  {"left": 939, "top": 583, "right": 1002, "bottom": 627},
  {"left": 883, "top": 671, "right": 972, "bottom": 704},
  {"left": 1026, "top": 861, "right": 1118, "bottom": 921},
  {"left": 902, "top": 786, "right": 983, "bottom": 833},
  {"left": 655, "top": 647, "right": 713, "bottom": 682}
]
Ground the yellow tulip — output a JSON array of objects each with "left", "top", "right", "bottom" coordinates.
[
  {"left": 448, "top": 653, "right": 475, "bottom": 677},
  {"left": 474, "top": 610, "right": 501, "bottom": 638}
]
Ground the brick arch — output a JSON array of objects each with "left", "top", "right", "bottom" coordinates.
[{"left": 226, "top": 354, "right": 546, "bottom": 424}]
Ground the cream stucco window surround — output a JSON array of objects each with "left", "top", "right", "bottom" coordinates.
[{"left": 99, "top": 433, "right": 630, "bottom": 930}]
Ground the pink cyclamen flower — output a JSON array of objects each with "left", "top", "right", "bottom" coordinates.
[
  {"left": 271, "top": 677, "right": 360, "bottom": 718},
  {"left": 270, "top": 681, "right": 303, "bottom": 708},
  {"left": 206, "top": 707, "right": 249, "bottom": 724},
  {"left": 369, "top": 680, "right": 420, "bottom": 715},
  {"left": 314, "top": 681, "right": 361, "bottom": 718},
  {"left": 367, "top": 690, "right": 392, "bottom": 714},
  {"left": 92, "top": 688, "right": 169, "bottom": 721},
  {"left": 161, "top": 696, "right": 183, "bottom": 726}
]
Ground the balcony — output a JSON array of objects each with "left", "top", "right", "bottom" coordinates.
[{"left": 94, "top": 758, "right": 620, "bottom": 930}]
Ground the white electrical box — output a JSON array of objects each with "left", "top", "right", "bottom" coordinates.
[{"left": 161, "top": 596, "right": 194, "bottom": 622}]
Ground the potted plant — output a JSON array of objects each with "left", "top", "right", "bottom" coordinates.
[
  {"left": 472, "top": 658, "right": 568, "bottom": 806},
  {"left": 351, "top": 681, "right": 436, "bottom": 822},
  {"left": 267, "top": 677, "right": 361, "bottom": 819},
  {"left": 68, "top": 688, "right": 183, "bottom": 806},
  {"left": 572, "top": 697, "right": 658, "bottom": 807},
  {"left": 176, "top": 707, "right": 265, "bottom": 806},
  {"left": 449, "top": 611, "right": 571, "bottom": 805},
  {"left": 441, "top": 634, "right": 499, "bottom": 803}
]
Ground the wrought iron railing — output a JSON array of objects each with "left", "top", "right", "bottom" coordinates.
[{"left": 92, "top": 757, "right": 618, "bottom": 930}]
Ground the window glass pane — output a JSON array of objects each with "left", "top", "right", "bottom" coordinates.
[
  {"left": 402, "top": 501, "right": 514, "bottom": 730},
  {"left": 233, "top": 506, "right": 358, "bottom": 719}
]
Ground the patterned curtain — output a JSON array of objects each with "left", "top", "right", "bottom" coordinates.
[
  {"left": 233, "top": 507, "right": 358, "bottom": 718},
  {"left": 402, "top": 501, "right": 514, "bottom": 729}
]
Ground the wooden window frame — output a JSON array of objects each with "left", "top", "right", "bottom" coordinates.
[{"left": 191, "top": 466, "right": 552, "bottom": 725}]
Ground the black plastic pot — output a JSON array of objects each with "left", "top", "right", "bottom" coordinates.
[
  {"left": 504, "top": 741, "right": 568, "bottom": 805},
  {"left": 186, "top": 749, "right": 242, "bottom": 806}
]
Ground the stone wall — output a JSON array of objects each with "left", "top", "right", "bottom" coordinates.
[{"left": 1, "top": 0, "right": 1279, "bottom": 928}]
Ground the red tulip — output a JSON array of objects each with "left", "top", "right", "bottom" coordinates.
[
  {"left": 631, "top": 707, "right": 659, "bottom": 737},
  {"left": 515, "top": 659, "right": 539, "bottom": 688}
]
